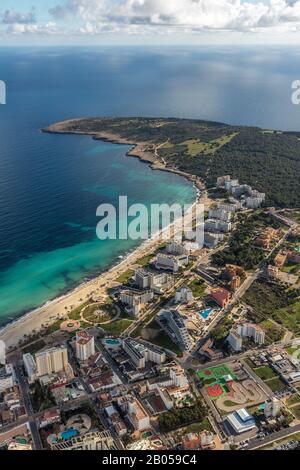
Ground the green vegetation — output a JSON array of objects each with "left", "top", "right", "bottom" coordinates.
[
  {"left": 22, "top": 339, "right": 46, "bottom": 355},
  {"left": 261, "top": 320, "right": 284, "bottom": 345},
  {"left": 184, "top": 418, "right": 213, "bottom": 434},
  {"left": 136, "top": 255, "right": 153, "bottom": 267},
  {"left": 253, "top": 366, "right": 277, "bottom": 381},
  {"left": 176, "top": 133, "right": 239, "bottom": 157},
  {"left": 291, "top": 405, "right": 300, "bottom": 420},
  {"left": 213, "top": 211, "right": 284, "bottom": 270},
  {"left": 244, "top": 280, "right": 300, "bottom": 334},
  {"left": 68, "top": 302, "right": 89, "bottom": 321},
  {"left": 266, "top": 377, "right": 286, "bottom": 393},
  {"left": 82, "top": 302, "right": 118, "bottom": 325},
  {"left": 30, "top": 382, "right": 55, "bottom": 413},
  {"left": 100, "top": 319, "right": 133, "bottom": 335},
  {"left": 158, "top": 399, "right": 207, "bottom": 432},
  {"left": 286, "top": 394, "right": 300, "bottom": 407},
  {"left": 149, "top": 330, "right": 183, "bottom": 357},
  {"left": 210, "top": 317, "right": 234, "bottom": 346},
  {"left": 188, "top": 279, "right": 207, "bottom": 298},
  {"left": 50, "top": 117, "right": 300, "bottom": 208}
]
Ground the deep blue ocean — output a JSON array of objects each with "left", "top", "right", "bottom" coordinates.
[{"left": 0, "top": 46, "right": 299, "bottom": 324}]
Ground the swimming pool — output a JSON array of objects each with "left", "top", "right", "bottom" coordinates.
[
  {"left": 105, "top": 338, "right": 121, "bottom": 347},
  {"left": 200, "top": 308, "right": 213, "bottom": 320},
  {"left": 61, "top": 429, "right": 79, "bottom": 441}
]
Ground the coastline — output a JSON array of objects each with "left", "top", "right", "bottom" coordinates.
[{"left": 0, "top": 123, "right": 207, "bottom": 350}]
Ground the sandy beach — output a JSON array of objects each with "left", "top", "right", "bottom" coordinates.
[{"left": 0, "top": 194, "right": 210, "bottom": 349}]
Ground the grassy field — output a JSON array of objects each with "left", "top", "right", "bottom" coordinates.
[
  {"left": 116, "top": 269, "right": 134, "bottom": 284},
  {"left": 188, "top": 279, "right": 207, "bottom": 298},
  {"left": 100, "top": 319, "right": 133, "bottom": 336},
  {"left": 163, "top": 133, "right": 239, "bottom": 157},
  {"left": 266, "top": 377, "right": 286, "bottom": 393}
]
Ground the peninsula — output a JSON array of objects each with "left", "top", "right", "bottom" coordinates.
[{"left": 44, "top": 116, "right": 300, "bottom": 208}]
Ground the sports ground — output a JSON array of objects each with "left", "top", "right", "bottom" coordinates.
[{"left": 197, "top": 365, "right": 237, "bottom": 400}]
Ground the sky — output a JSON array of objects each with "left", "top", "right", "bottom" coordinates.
[{"left": 1, "top": 0, "right": 300, "bottom": 45}]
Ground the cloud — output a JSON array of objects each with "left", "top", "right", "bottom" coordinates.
[
  {"left": 48, "top": 0, "right": 300, "bottom": 34},
  {"left": 2, "top": 7, "right": 36, "bottom": 25},
  {"left": 6, "top": 22, "right": 59, "bottom": 35}
]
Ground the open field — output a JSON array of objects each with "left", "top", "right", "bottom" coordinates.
[
  {"left": 253, "top": 366, "right": 278, "bottom": 381},
  {"left": 244, "top": 280, "right": 300, "bottom": 334}
]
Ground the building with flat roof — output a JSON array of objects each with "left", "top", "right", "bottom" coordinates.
[
  {"left": 22, "top": 353, "right": 37, "bottom": 384},
  {"left": 75, "top": 330, "right": 95, "bottom": 362},
  {"left": 117, "top": 395, "right": 150, "bottom": 432},
  {"left": 155, "top": 253, "right": 189, "bottom": 273},
  {"left": 122, "top": 338, "right": 166, "bottom": 369},
  {"left": 227, "top": 323, "right": 265, "bottom": 352},
  {"left": 210, "top": 287, "right": 231, "bottom": 308},
  {"left": 209, "top": 208, "right": 232, "bottom": 222},
  {"left": 157, "top": 309, "right": 192, "bottom": 351},
  {"left": 175, "top": 286, "right": 194, "bottom": 304},
  {"left": 205, "top": 219, "right": 232, "bottom": 233},
  {"left": 0, "top": 364, "right": 15, "bottom": 393},
  {"left": 51, "top": 430, "right": 116, "bottom": 451},
  {"left": 120, "top": 289, "right": 153, "bottom": 316},
  {"left": 35, "top": 346, "right": 69, "bottom": 378},
  {"left": 134, "top": 268, "right": 171, "bottom": 293}
]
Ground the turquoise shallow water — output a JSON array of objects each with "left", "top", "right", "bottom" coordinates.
[{"left": 0, "top": 131, "right": 195, "bottom": 324}]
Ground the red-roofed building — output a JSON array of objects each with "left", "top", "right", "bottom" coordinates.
[
  {"left": 39, "top": 408, "right": 61, "bottom": 428},
  {"left": 210, "top": 288, "right": 231, "bottom": 308}
]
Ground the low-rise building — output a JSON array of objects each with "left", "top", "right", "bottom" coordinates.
[
  {"left": 39, "top": 408, "right": 61, "bottom": 429},
  {"left": 225, "top": 408, "right": 257, "bottom": 435},
  {"left": 199, "top": 338, "right": 223, "bottom": 360}
]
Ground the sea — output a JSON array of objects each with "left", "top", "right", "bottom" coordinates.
[{"left": 0, "top": 46, "right": 299, "bottom": 325}]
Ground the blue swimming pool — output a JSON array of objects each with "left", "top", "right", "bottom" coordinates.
[
  {"left": 200, "top": 308, "right": 213, "bottom": 320},
  {"left": 61, "top": 429, "right": 79, "bottom": 441}
]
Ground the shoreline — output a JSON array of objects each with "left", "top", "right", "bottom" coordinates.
[{"left": 0, "top": 124, "right": 207, "bottom": 350}]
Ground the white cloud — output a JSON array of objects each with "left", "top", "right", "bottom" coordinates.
[
  {"left": 6, "top": 22, "right": 59, "bottom": 35},
  {"left": 48, "top": 0, "right": 300, "bottom": 34},
  {"left": 2, "top": 8, "right": 36, "bottom": 25}
]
